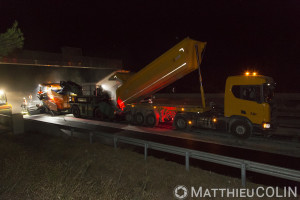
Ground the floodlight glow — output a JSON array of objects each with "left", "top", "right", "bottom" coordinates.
[{"left": 101, "top": 84, "right": 109, "bottom": 90}]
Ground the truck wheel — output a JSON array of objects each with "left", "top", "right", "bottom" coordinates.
[
  {"left": 95, "top": 108, "right": 104, "bottom": 120},
  {"left": 125, "top": 112, "right": 133, "bottom": 124},
  {"left": 145, "top": 114, "right": 156, "bottom": 127},
  {"left": 174, "top": 116, "right": 187, "bottom": 130},
  {"left": 72, "top": 106, "right": 81, "bottom": 118},
  {"left": 135, "top": 112, "right": 144, "bottom": 125},
  {"left": 231, "top": 120, "right": 252, "bottom": 138}
]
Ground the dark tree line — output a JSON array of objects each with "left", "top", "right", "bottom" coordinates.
[{"left": 0, "top": 21, "right": 24, "bottom": 57}]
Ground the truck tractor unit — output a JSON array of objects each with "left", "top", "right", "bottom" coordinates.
[
  {"left": 69, "top": 37, "right": 276, "bottom": 138},
  {"left": 175, "top": 73, "right": 276, "bottom": 138}
]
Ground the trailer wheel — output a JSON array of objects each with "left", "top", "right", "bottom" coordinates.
[
  {"left": 72, "top": 105, "right": 81, "bottom": 118},
  {"left": 174, "top": 116, "right": 187, "bottom": 130},
  {"left": 135, "top": 112, "right": 144, "bottom": 125},
  {"left": 145, "top": 114, "right": 156, "bottom": 127},
  {"left": 125, "top": 112, "right": 133, "bottom": 124},
  {"left": 231, "top": 120, "right": 252, "bottom": 138}
]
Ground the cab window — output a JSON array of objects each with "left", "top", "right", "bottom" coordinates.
[
  {"left": 263, "top": 83, "right": 275, "bottom": 103},
  {"left": 232, "top": 85, "right": 262, "bottom": 103}
]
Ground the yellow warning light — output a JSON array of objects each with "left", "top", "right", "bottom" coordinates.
[
  {"left": 253, "top": 72, "right": 257, "bottom": 76},
  {"left": 131, "top": 105, "right": 135, "bottom": 108},
  {"left": 153, "top": 106, "right": 157, "bottom": 109},
  {"left": 213, "top": 118, "right": 217, "bottom": 123},
  {"left": 181, "top": 108, "right": 185, "bottom": 111},
  {"left": 245, "top": 72, "right": 250, "bottom": 76},
  {"left": 188, "top": 120, "right": 192, "bottom": 125}
]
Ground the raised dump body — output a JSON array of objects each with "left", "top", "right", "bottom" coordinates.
[{"left": 116, "top": 38, "right": 207, "bottom": 106}]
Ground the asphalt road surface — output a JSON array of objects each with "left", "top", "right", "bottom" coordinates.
[{"left": 24, "top": 114, "right": 300, "bottom": 160}]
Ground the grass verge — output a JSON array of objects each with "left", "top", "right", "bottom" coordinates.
[{"left": 0, "top": 132, "right": 298, "bottom": 199}]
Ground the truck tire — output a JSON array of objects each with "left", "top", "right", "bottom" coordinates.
[
  {"left": 135, "top": 112, "right": 144, "bottom": 125},
  {"left": 125, "top": 112, "right": 133, "bottom": 124},
  {"left": 231, "top": 120, "right": 252, "bottom": 138},
  {"left": 95, "top": 108, "right": 104, "bottom": 120},
  {"left": 145, "top": 113, "right": 156, "bottom": 127},
  {"left": 174, "top": 116, "right": 187, "bottom": 130},
  {"left": 72, "top": 105, "right": 81, "bottom": 118}
]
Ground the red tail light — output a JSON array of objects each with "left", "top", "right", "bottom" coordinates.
[{"left": 117, "top": 98, "right": 125, "bottom": 111}]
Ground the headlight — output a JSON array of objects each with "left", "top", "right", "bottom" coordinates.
[{"left": 263, "top": 123, "right": 271, "bottom": 129}]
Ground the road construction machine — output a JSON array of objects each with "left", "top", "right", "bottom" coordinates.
[
  {"left": 70, "top": 37, "right": 276, "bottom": 138},
  {"left": 0, "top": 89, "right": 12, "bottom": 115},
  {"left": 37, "top": 81, "right": 82, "bottom": 115}
]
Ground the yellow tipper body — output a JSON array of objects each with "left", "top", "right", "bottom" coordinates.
[{"left": 116, "top": 38, "right": 206, "bottom": 104}]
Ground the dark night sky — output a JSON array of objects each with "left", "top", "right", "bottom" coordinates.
[{"left": 1, "top": 0, "right": 300, "bottom": 92}]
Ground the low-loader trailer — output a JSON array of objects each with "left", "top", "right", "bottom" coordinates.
[{"left": 70, "top": 38, "right": 276, "bottom": 138}]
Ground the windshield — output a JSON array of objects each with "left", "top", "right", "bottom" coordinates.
[{"left": 263, "top": 82, "right": 275, "bottom": 103}]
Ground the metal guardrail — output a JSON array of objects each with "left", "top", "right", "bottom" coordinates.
[{"left": 53, "top": 124, "right": 300, "bottom": 187}]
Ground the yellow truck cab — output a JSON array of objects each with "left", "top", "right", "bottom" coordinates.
[{"left": 224, "top": 73, "right": 276, "bottom": 137}]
